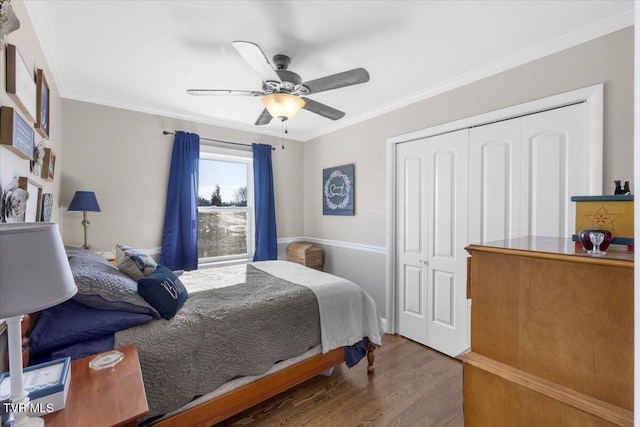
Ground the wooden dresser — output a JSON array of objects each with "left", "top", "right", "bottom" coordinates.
[{"left": 460, "top": 237, "right": 634, "bottom": 427}]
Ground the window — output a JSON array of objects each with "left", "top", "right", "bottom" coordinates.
[{"left": 198, "top": 149, "right": 253, "bottom": 264}]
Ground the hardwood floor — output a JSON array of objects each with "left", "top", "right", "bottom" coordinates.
[{"left": 218, "top": 334, "right": 464, "bottom": 427}]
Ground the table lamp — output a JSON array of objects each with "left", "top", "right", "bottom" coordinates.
[
  {"left": 0, "top": 223, "right": 77, "bottom": 427},
  {"left": 67, "top": 191, "right": 101, "bottom": 250}
]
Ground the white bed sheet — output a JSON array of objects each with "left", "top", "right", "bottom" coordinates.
[{"left": 252, "top": 261, "right": 385, "bottom": 352}]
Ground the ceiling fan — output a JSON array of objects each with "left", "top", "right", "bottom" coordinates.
[{"left": 187, "top": 41, "right": 370, "bottom": 126}]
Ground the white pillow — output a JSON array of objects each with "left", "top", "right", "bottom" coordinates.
[{"left": 116, "top": 244, "right": 158, "bottom": 280}]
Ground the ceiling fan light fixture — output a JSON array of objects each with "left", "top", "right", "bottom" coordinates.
[{"left": 261, "top": 93, "right": 305, "bottom": 121}]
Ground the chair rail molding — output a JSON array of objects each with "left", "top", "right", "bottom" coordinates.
[{"left": 277, "top": 237, "right": 386, "bottom": 255}]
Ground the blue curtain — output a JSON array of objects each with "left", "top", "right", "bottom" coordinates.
[
  {"left": 252, "top": 143, "right": 277, "bottom": 261},
  {"left": 161, "top": 131, "right": 200, "bottom": 271}
]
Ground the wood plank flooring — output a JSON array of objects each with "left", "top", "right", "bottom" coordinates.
[{"left": 218, "top": 334, "right": 464, "bottom": 426}]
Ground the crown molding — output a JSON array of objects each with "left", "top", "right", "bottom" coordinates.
[
  {"left": 62, "top": 89, "right": 305, "bottom": 142},
  {"left": 302, "top": 9, "right": 634, "bottom": 142},
  {"left": 25, "top": 3, "right": 633, "bottom": 143},
  {"left": 23, "top": 1, "right": 70, "bottom": 96}
]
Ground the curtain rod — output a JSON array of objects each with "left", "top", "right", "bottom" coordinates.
[{"left": 162, "top": 131, "right": 275, "bottom": 151}]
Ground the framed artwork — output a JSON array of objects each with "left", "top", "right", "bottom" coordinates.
[
  {"left": 322, "top": 163, "right": 354, "bottom": 216},
  {"left": 0, "top": 357, "right": 71, "bottom": 404},
  {"left": 31, "top": 140, "right": 45, "bottom": 177},
  {"left": 40, "top": 193, "right": 53, "bottom": 222},
  {"left": 35, "top": 69, "right": 50, "bottom": 139},
  {"left": 41, "top": 147, "right": 56, "bottom": 181},
  {"left": 2, "top": 177, "right": 28, "bottom": 223},
  {"left": 6, "top": 44, "right": 37, "bottom": 122},
  {"left": 0, "top": 106, "right": 34, "bottom": 160},
  {"left": 18, "top": 177, "right": 42, "bottom": 222}
]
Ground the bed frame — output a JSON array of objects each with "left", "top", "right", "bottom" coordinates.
[
  {"left": 153, "top": 342, "right": 376, "bottom": 427},
  {"left": 24, "top": 308, "right": 376, "bottom": 426},
  {"left": 25, "top": 269, "right": 378, "bottom": 427}
]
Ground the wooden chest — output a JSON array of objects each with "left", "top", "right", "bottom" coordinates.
[{"left": 286, "top": 242, "right": 323, "bottom": 271}]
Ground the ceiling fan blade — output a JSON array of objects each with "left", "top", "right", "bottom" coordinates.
[
  {"left": 232, "top": 41, "right": 281, "bottom": 83},
  {"left": 300, "top": 97, "right": 345, "bottom": 121},
  {"left": 255, "top": 108, "right": 273, "bottom": 125},
  {"left": 303, "top": 68, "right": 370, "bottom": 95},
  {"left": 187, "top": 89, "right": 263, "bottom": 96}
]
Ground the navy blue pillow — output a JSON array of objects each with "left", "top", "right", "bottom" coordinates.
[
  {"left": 30, "top": 299, "right": 153, "bottom": 355},
  {"left": 137, "top": 266, "right": 188, "bottom": 319}
]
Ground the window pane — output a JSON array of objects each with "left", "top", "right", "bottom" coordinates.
[
  {"left": 198, "top": 209, "right": 247, "bottom": 258},
  {"left": 198, "top": 159, "right": 247, "bottom": 207},
  {"left": 197, "top": 157, "right": 250, "bottom": 261}
]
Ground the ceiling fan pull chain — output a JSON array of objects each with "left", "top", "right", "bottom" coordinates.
[{"left": 281, "top": 120, "right": 285, "bottom": 150}]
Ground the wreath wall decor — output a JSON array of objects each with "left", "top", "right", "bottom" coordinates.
[{"left": 322, "top": 164, "right": 354, "bottom": 216}]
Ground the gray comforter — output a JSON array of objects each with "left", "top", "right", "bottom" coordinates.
[{"left": 115, "top": 265, "right": 321, "bottom": 417}]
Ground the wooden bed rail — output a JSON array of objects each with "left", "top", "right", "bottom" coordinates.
[
  {"left": 154, "top": 348, "right": 344, "bottom": 427},
  {"left": 153, "top": 345, "right": 376, "bottom": 427}
]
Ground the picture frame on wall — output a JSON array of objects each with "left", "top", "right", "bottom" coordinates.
[
  {"left": 322, "top": 163, "right": 355, "bottom": 216},
  {"left": 31, "top": 140, "right": 45, "bottom": 177},
  {"left": 40, "top": 193, "right": 53, "bottom": 222},
  {"left": 18, "top": 177, "right": 43, "bottom": 222},
  {"left": 35, "top": 69, "right": 50, "bottom": 139},
  {"left": 1, "top": 178, "right": 28, "bottom": 223},
  {"left": 6, "top": 44, "right": 37, "bottom": 122},
  {"left": 41, "top": 147, "right": 56, "bottom": 181},
  {"left": 0, "top": 106, "right": 34, "bottom": 160}
]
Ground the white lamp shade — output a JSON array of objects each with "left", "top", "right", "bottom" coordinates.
[
  {"left": 0, "top": 223, "right": 77, "bottom": 318},
  {"left": 261, "top": 93, "right": 305, "bottom": 120}
]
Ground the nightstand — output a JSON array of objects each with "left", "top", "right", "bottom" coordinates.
[{"left": 42, "top": 345, "right": 148, "bottom": 427}]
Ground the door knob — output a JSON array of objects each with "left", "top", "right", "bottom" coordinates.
[{"left": 419, "top": 259, "right": 428, "bottom": 266}]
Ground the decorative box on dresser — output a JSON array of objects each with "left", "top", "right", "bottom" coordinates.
[{"left": 459, "top": 237, "right": 633, "bottom": 427}]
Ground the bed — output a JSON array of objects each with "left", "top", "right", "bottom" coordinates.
[{"left": 27, "top": 246, "right": 384, "bottom": 426}]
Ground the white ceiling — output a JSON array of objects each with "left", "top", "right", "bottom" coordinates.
[{"left": 24, "top": 0, "right": 634, "bottom": 142}]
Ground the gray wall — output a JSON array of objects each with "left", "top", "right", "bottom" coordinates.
[
  {"left": 3, "top": 0, "right": 634, "bottom": 370},
  {"left": 61, "top": 100, "right": 305, "bottom": 252},
  {"left": 57, "top": 28, "right": 632, "bottom": 320},
  {"left": 303, "top": 27, "right": 633, "bottom": 315},
  {"left": 304, "top": 27, "right": 633, "bottom": 246}
]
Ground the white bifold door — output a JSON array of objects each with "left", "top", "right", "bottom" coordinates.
[
  {"left": 469, "top": 103, "right": 587, "bottom": 243},
  {"left": 396, "top": 102, "right": 591, "bottom": 357},
  {"left": 396, "top": 129, "right": 469, "bottom": 356}
]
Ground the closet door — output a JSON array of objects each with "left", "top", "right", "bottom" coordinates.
[
  {"left": 469, "top": 102, "right": 588, "bottom": 243},
  {"left": 469, "top": 120, "right": 522, "bottom": 244},
  {"left": 396, "top": 129, "right": 469, "bottom": 357},
  {"left": 395, "top": 102, "right": 593, "bottom": 356},
  {"left": 425, "top": 130, "right": 469, "bottom": 357},
  {"left": 396, "top": 138, "right": 429, "bottom": 345},
  {"left": 520, "top": 103, "right": 586, "bottom": 238}
]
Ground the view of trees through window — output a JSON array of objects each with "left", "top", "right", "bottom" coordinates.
[
  {"left": 197, "top": 157, "right": 250, "bottom": 260},
  {"left": 197, "top": 185, "right": 247, "bottom": 207}
]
